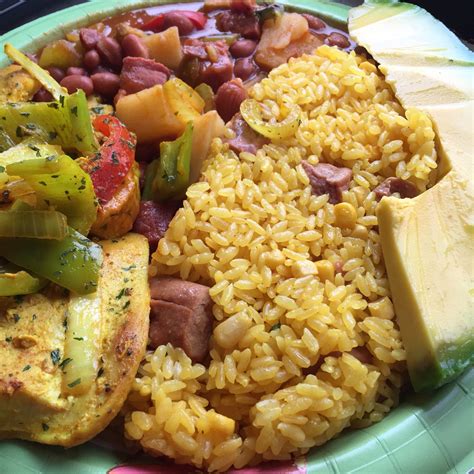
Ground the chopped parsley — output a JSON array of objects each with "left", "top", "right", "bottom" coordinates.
[
  {"left": 22, "top": 365, "right": 31, "bottom": 372},
  {"left": 50, "top": 349, "right": 61, "bottom": 365},
  {"left": 68, "top": 378, "right": 81, "bottom": 388}
]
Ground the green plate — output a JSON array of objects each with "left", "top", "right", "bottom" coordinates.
[{"left": 0, "top": 1, "right": 473, "bottom": 472}]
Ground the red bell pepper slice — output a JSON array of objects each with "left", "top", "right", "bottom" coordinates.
[
  {"left": 83, "top": 115, "right": 136, "bottom": 204},
  {"left": 141, "top": 14, "right": 165, "bottom": 32}
]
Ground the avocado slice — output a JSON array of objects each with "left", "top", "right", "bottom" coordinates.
[{"left": 349, "top": 1, "right": 474, "bottom": 391}]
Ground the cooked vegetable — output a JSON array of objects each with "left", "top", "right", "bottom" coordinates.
[
  {"left": 349, "top": 0, "right": 474, "bottom": 392},
  {"left": 190, "top": 111, "right": 225, "bottom": 183},
  {"left": 2, "top": 44, "right": 97, "bottom": 154},
  {"left": 0, "top": 234, "right": 149, "bottom": 447},
  {"left": 0, "top": 228, "right": 102, "bottom": 295},
  {"left": 63, "top": 291, "right": 101, "bottom": 396},
  {"left": 0, "top": 139, "right": 62, "bottom": 168},
  {"left": 152, "top": 122, "right": 193, "bottom": 201},
  {"left": 0, "top": 260, "right": 46, "bottom": 296},
  {"left": 5, "top": 43, "right": 64, "bottom": 100},
  {"left": 195, "top": 82, "right": 215, "bottom": 112},
  {"left": 142, "top": 27, "right": 183, "bottom": 69},
  {"left": 38, "top": 39, "right": 82, "bottom": 70},
  {"left": 163, "top": 78, "right": 204, "bottom": 124},
  {"left": 240, "top": 98, "right": 301, "bottom": 139},
  {"left": 142, "top": 159, "right": 160, "bottom": 201},
  {"left": 0, "top": 65, "right": 40, "bottom": 102},
  {"left": 0, "top": 178, "right": 36, "bottom": 207},
  {"left": 7, "top": 155, "right": 97, "bottom": 235},
  {"left": 0, "top": 210, "right": 68, "bottom": 239},
  {"left": 80, "top": 115, "right": 136, "bottom": 205},
  {"left": 198, "top": 34, "right": 239, "bottom": 45}
]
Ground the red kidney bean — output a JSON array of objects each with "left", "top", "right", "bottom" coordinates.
[
  {"left": 83, "top": 49, "right": 101, "bottom": 71},
  {"left": 229, "top": 39, "right": 257, "bottom": 58},
  {"left": 114, "top": 88, "right": 127, "bottom": 106},
  {"left": 163, "top": 12, "right": 195, "bottom": 36},
  {"left": 60, "top": 75, "right": 94, "bottom": 95},
  {"left": 234, "top": 57, "right": 256, "bottom": 81},
  {"left": 121, "top": 34, "right": 149, "bottom": 59},
  {"left": 80, "top": 28, "right": 101, "bottom": 50},
  {"left": 302, "top": 14, "right": 325, "bottom": 30},
  {"left": 215, "top": 79, "right": 247, "bottom": 122},
  {"left": 91, "top": 65, "right": 113, "bottom": 75},
  {"left": 66, "top": 67, "right": 88, "bottom": 76},
  {"left": 91, "top": 72, "right": 120, "bottom": 97},
  {"left": 326, "top": 32, "right": 350, "bottom": 49},
  {"left": 26, "top": 53, "right": 39, "bottom": 64},
  {"left": 96, "top": 36, "right": 123, "bottom": 68},
  {"left": 33, "top": 88, "right": 54, "bottom": 102},
  {"left": 46, "top": 67, "right": 65, "bottom": 83}
]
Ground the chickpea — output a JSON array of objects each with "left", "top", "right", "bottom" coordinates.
[{"left": 334, "top": 202, "right": 357, "bottom": 229}]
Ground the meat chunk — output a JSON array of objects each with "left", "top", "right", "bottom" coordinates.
[
  {"left": 215, "top": 78, "right": 247, "bottom": 122},
  {"left": 374, "top": 177, "right": 418, "bottom": 201},
  {"left": 225, "top": 113, "right": 270, "bottom": 154},
  {"left": 120, "top": 57, "right": 170, "bottom": 94},
  {"left": 181, "top": 39, "right": 233, "bottom": 92},
  {"left": 216, "top": 11, "right": 261, "bottom": 39},
  {"left": 149, "top": 277, "right": 213, "bottom": 362},
  {"left": 302, "top": 161, "right": 352, "bottom": 204},
  {"left": 133, "top": 200, "right": 181, "bottom": 250}
]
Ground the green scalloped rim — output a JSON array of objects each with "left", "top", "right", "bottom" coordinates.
[{"left": 0, "top": 1, "right": 473, "bottom": 473}]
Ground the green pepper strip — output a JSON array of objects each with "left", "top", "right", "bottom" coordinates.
[
  {"left": 0, "top": 210, "right": 68, "bottom": 239},
  {"left": 7, "top": 155, "right": 97, "bottom": 236},
  {"left": 0, "top": 228, "right": 102, "bottom": 295},
  {"left": 152, "top": 122, "right": 194, "bottom": 202},
  {"left": 1, "top": 44, "right": 97, "bottom": 154},
  {"left": 195, "top": 83, "right": 215, "bottom": 113}
]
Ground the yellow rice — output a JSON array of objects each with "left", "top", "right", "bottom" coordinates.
[{"left": 124, "top": 45, "right": 437, "bottom": 471}]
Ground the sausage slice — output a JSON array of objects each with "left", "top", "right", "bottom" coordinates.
[
  {"left": 149, "top": 277, "right": 213, "bottom": 362},
  {"left": 302, "top": 161, "right": 352, "bottom": 204}
]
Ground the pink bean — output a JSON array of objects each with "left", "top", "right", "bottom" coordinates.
[
  {"left": 229, "top": 39, "right": 257, "bottom": 58},
  {"left": 121, "top": 34, "right": 149, "bottom": 59},
  {"left": 46, "top": 67, "right": 65, "bottom": 82},
  {"left": 163, "top": 12, "right": 194, "bottom": 36},
  {"left": 234, "top": 57, "right": 256, "bottom": 81},
  {"left": 83, "top": 49, "right": 101, "bottom": 71},
  {"left": 302, "top": 14, "right": 325, "bottom": 30},
  {"left": 91, "top": 72, "right": 121, "bottom": 97},
  {"left": 60, "top": 75, "right": 94, "bottom": 95},
  {"left": 33, "top": 88, "right": 54, "bottom": 102},
  {"left": 66, "top": 67, "right": 88, "bottom": 76},
  {"left": 326, "top": 32, "right": 350, "bottom": 49}
]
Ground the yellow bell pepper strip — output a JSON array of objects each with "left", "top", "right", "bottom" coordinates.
[
  {"left": 80, "top": 115, "right": 136, "bottom": 205},
  {"left": 0, "top": 210, "right": 68, "bottom": 239},
  {"left": 152, "top": 122, "right": 194, "bottom": 201},
  {"left": 0, "top": 228, "right": 102, "bottom": 295},
  {"left": 0, "top": 44, "right": 98, "bottom": 154},
  {"left": 240, "top": 99, "right": 302, "bottom": 140},
  {"left": 6, "top": 155, "right": 97, "bottom": 236},
  {"left": 0, "top": 260, "right": 46, "bottom": 297}
]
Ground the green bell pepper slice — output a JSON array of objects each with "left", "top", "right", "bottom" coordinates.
[
  {"left": 6, "top": 154, "right": 97, "bottom": 236},
  {"left": 152, "top": 122, "right": 193, "bottom": 201},
  {"left": 0, "top": 228, "right": 102, "bottom": 295}
]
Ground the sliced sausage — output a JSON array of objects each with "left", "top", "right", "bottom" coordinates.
[
  {"left": 225, "top": 113, "right": 269, "bottom": 155},
  {"left": 302, "top": 161, "right": 352, "bottom": 204},
  {"left": 215, "top": 78, "right": 247, "bottom": 122},
  {"left": 79, "top": 28, "right": 102, "bottom": 50},
  {"left": 374, "top": 177, "right": 418, "bottom": 201},
  {"left": 216, "top": 11, "right": 261, "bottom": 39},
  {"left": 96, "top": 36, "right": 123, "bottom": 69},
  {"left": 149, "top": 277, "right": 213, "bottom": 362},
  {"left": 182, "top": 39, "right": 234, "bottom": 92},
  {"left": 119, "top": 56, "right": 170, "bottom": 94},
  {"left": 132, "top": 200, "right": 181, "bottom": 250}
]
